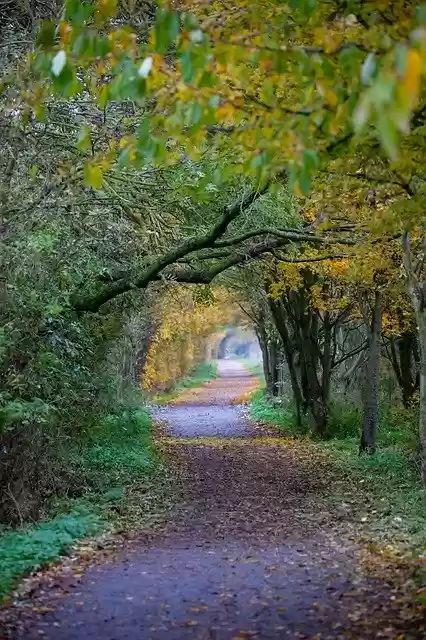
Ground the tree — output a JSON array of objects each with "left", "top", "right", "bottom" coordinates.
[
  {"left": 359, "top": 289, "right": 382, "bottom": 454},
  {"left": 2, "top": 0, "right": 426, "bottom": 493}
]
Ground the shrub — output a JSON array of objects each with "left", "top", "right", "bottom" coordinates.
[
  {"left": 78, "top": 407, "right": 156, "bottom": 489},
  {"left": 250, "top": 390, "right": 298, "bottom": 434}
]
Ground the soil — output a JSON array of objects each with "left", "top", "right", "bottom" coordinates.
[{"left": 1, "top": 361, "right": 424, "bottom": 639}]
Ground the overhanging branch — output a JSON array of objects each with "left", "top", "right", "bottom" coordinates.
[{"left": 71, "top": 181, "right": 272, "bottom": 312}]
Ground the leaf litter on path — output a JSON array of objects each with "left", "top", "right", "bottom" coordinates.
[{"left": 1, "top": 361, "right": 425, "bottom": 639}]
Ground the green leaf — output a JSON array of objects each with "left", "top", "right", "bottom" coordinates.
[
  {"left": 65, "top": 0, "right": 93, "bottom": 25},
  {"left": 98, "top": 84, "right": 110, "bottom": 109},
  {"left": 29, "top": 164, "right": 38, "bottom": 181},
  {"left": 72, "top": 31, "right": 110, "bottom": 57},
  {"left": 361, "top": 53, "right": 377, "bottom": 85},
  {"left": 180, "top": 49, "right": 197, "bottom": 84},
  {"left": 51, "top": 61, "right": 81, "bottom": 97},
  {"left": 138, "top": 118, "right": 150, "bottom": 144},
  {"left": 321, "top": 57, "right": 335, "bottom": 79},
  {"left": 353, "top": 94, "right": 372, "bottom": 132},
  {"left": 251, "top": 153, "right": 265, "bottom": 170},
  {"left": 77, "top": 125, "right": 92, "bottom": 152},
  {"left": 302, "top": 149, "right": 318, "bottom": 173},
  {"left": 155, "top": 8, "right": 179, "bottom": 55},
  {"left": 415, "top": 3, "right": 426, "bottom": 24},
  {"left": 118, "top": 148, "right": 130, "bottom": 168},
  {"left": 36, "top": 20, "right": 56, "bottom": 49},
  {"left": 338, "top": 46, "right": 364, "bottom": 76},
  {"left": 290, "top": 0, "right": 317, "bottom": 19},
  {"left": 376, "top": 116, "right": 399, "bottom": 161},
  {"left": 187, "top": 102, "right": 203, "bottom": 127},
  {"left": 395, "top": 46, "right": 408, "bottom": 75},
  {"left": 288, "top": 162, "right": 298, "bottom": 190},
  {"left": 198, "top": 70, "right": 216, "bottom": 88},
  {"left": 182, "top": 12, "right": 199, "bottom": 30},
  {"left": 299, "top": 168, "right": 311, "bottom": 194}
]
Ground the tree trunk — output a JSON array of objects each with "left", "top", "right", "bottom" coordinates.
[
  {"left": 267, "top": 337, "right": 279, "bottom": 396},
  {"left": 360, "top": 290, "right": 382, "bottom": 455},
  {"left": 268, "top": 298, "right": 303, "bottom": 426},
  {"left": 322, "top": 311, "right": 332, "bottom": 408},
  {"left": 255, "top": 324, "right": 269, "bottom": 384},
  {"left": 403, "top": 232, "right": 426, "bottom": 488},
  {"left": 389, "top": 332, "right": 419, "bottom": 407},
  {"left": 255, "top": 322, "right": 279, "bottom": 396},
  {"left": 417, "top": 309, "right": 426, "bottom": 488},
  {"left": 398, "top": 332, "right": 419, "bottom": 406}
]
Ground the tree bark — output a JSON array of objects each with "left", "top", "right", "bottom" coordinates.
[
  {"left": 322, "top": 310, "right": 332, "bottom": 408},
  {"left": 267, "top": 338, "right": 280, "bottom": 396},
  {"left": 416, "top": 309, "right": 426, "bottom": 488},
  {"left": 398, "top": 332, "right": 419, "bottom": 406},
  {"left": 360, "top": 290, "right": 382, "bottom": 455},
  {"left": 255, "top": 326, "right": 269, "bottom": 386},
  {"left": 268, "top": 298, "right": 303, "bottom": 426},
  {"left": 403, "top": 232, "right": 426, "bottom": 488}
]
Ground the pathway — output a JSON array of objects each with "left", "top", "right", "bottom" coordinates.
[{"left": 0, "top": 361, "right": 422, "bottom": 639}]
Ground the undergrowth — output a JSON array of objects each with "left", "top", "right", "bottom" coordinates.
[
  {"left": 77, "top": 405, "right": 156, "bottom": 489},
  {"left": 153, "top": 361, "right": 217, "bottom": 404},
  {"left": 240, "top": 359, "right": 265, "bottom": 382},
  {"left": 0, "top": 404, "right": 159, "bottom": 599},
  {"left": 250, "top": 389, "right": 426, "bottom": 544},
  {"left": 0, "top": 508, "right": 101, "bottom": 598}
]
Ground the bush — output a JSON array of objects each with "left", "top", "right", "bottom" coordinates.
[
  {"left": 250, "top": 390, "right": 298, "bottom": 433},
  {"left": 77, "top": 407, "right": 156, "bottom": 489},
  {"left": 327, "top": 401, "right": 362, "bottom": 439},
  {"left": 179, "top": 361, "right": 217, "bottom": 388},
  {"left": 251, "top": 391, "right": 419, "bottom": 453}
]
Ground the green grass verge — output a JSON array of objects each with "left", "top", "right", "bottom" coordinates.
[
  {"left": 319, "top": 438, "right": 426, "bottom": 541},
  {"left": 0, "top": 406, "right": 159, "bottom": 599},
  {"left": 77, "top": 406, "right": 157, "bottom": 489},
  {"left": 240, "top": 359, "right": 265, "bottom": 383},
  {"left": 0, "top": 507, "right": 102, "bottom": 598},
  {"left": 153, "top": 361, "right": 218, "bottom": 404},
  {"left": 250, "top": 389, "right": 298, "bottom": 432},
  {"left": 250, "top": 389, "right": 426, "bottom": 544}
]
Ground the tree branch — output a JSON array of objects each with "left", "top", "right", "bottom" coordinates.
[
  {"left": 72, "top": 182, "right": 272, "bottom": 312},
  {"left": 213, "top": 228, "right": 356, "bottom": 248},
  {"left": 158, "top": 237, "right": 293, "bottom": 284}
]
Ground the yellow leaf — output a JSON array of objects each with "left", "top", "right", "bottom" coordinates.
[
  {"left": 59, "top": 21, "right": 72, "bottom": 46},
  {"left": 404, "top": 49, "right": 422, "bottom": 104},
  {"left": 84, "top": 164, "right": 103, "bottom": 189}
]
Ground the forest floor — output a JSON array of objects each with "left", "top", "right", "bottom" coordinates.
[{"left": 1, "top": 361, "right": 426, "bottom": 639}]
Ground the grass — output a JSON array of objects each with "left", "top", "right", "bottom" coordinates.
[
  {"left": 0, "top": 405, "right": 159, "bottom": 599},
  {"left": 240, "top": 359, "right": 265, "bottom": 382},
  {"left": 0, "top": 507, "right": 102, "bottom": 598},
  {"left": 153, "top": 361, "right": 218, "bottom": 404},
  {"left": 78, "top": 406, "right": 157, "bottom": 488},
  {"left": 250, "top": 389, "right": 298, "bottom": 432},
  {"left": 250, "top": 389, "right": 426, "bottom": 545}
]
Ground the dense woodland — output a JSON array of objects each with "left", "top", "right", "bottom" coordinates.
[{"left": 1, "top": 0, "right": 426, "bottom": 541}]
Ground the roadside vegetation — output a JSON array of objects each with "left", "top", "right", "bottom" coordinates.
[
  {"left": 1, "top": 0, "right": 426, "bottom": 611},
  {"left": 250, "top": 389, "right": 426, "bottom": 548},
  {"left": 153, "top": 361, "right": 218, "bottom": 404}
]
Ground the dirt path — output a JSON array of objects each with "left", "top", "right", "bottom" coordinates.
[{"left": 1, "top": 361, "right": 423, "bottom": 639}]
